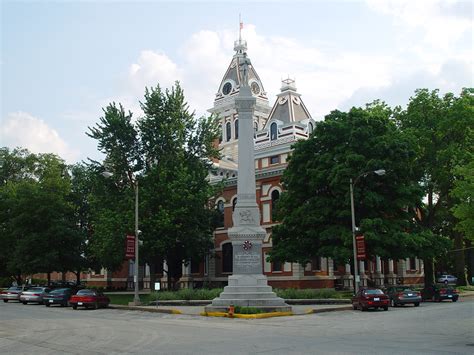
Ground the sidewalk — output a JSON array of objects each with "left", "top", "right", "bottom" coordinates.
[{"left": 109, "top": 302, "right": 352, "bottom": 316}]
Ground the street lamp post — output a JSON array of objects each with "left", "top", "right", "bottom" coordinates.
[
  {"left": 350, "top": 169, "right": 385, "bottom": 294},
  {"left": 103, "top": 171, "right": 141, "bottom": 305}
]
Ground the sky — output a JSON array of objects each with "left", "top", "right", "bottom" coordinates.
[{"left": 1, "top": 0, "right": 473, "bottom": 164}]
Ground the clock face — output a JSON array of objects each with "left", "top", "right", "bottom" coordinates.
[
  {"left": 223, "top": 82, "right": 232, "bottom": 95},
  {"left": 251, "top": 82, "right": 260, "bottom": 95}
]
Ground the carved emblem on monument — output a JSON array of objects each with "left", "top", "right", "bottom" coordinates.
[
  {"left": 242, "top": 240, "right": 252, "bottom": 251},
  {"left": 239, "top": 209, "right": 254, "bottom": 224}
]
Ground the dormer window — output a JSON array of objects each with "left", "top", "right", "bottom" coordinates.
[
  {"left": 270, "top": 122, "right": 278, "bottom": 141},
  {"left": 308, "top": 122, "right": 314, "bottom": 134},
  {"left": 235, "top": 119, "right": 239, "bottom": 139}
]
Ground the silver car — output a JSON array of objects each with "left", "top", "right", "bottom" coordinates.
[
  {"left": 437, "top": 274, "right": 457, "bottom": 285},
  {"left": 19, "top": 287, "right": 51, "bottom": 305},
  {"left": 1, "top": 286, "right": 29, "bottom": 302}
]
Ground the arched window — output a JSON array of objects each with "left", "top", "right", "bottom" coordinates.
[
  {"left": 308, "top": 122, "right": 314, "bottom": 134},
  {"left": 234, "top": 119, "right": 239, "bottom": 139},
  {"left": 222, "top": 243, "right": 233, "bottom": 273},
  {"left": 270, "top": 122, "right": 278, "bottom": 141},
  {"left": 216, "top": 200, "right": 224, "bottom": 228},
  {"left": 271, "top": 190, "right": 280, "bottom": 221},
  {"left": 226, "top": 122, "right": 231, "bottom": 142},
  {"left": 232, "top": 197, "right": 238, "bottom": 211}
]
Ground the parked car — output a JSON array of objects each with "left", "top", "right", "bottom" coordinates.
[
  {"left": 386, "top": 286, "right": 421, "bottom": 307},
  {"left": 69, "top": 289, "right": 110, "bottom": 310},
  {"left": 43, "top": 288, "right": 73, "bottom": 307},
  {"left": 1, "top": 286, "right": 29, "bottom": 302},
  {"left": 352, "top": 288, "right": 389, "bottom": 311},
  {"left": 19, "top": 287, "right": 51, "bottom": 305},
  {"left": 421, "top": 284, "right": 459, "bottom": 302},
  {"left": 437, "top": 274, "right": 457, "bottom": 285}
]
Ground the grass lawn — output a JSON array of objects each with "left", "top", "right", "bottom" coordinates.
[{"left": 107, "top": 294, "right": 155, "bottom": 305}]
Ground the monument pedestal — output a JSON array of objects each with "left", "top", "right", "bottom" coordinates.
[{"left": 205, "top": 274, "right": 290, "bottom": 312}]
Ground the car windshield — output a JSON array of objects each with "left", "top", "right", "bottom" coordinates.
[
  {"left": 364, "top": 289, "right": 383, "bottom": 295},
  {"left": 29, "top": 287, "right": 44, "bottom": 292},
  {"left": 8, "top": 287, "right": 22, "bottom": 291},
  {"left": 77, "top": 289, "right": 96, "bottom": 295},
  {"left": 50, "top": 288, "right": 69, "bottom": 294}
]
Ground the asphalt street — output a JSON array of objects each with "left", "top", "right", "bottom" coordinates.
[{"left": 0, "top": 297, "right": 473, "bottom": 354}]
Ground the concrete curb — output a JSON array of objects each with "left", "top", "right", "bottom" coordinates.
[
  {"left": 305, "top": 306, "right": 353, "bottom": 314},
  {"left": 109, "top": 304, "right": 182, "bottom": 314},
  {"left": 201, "top": 311, "right": 294, "bottom": 319}
]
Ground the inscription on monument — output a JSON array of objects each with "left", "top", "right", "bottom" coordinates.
[{"left": 234, "top": 244, "right": 262, "bottom": 274}]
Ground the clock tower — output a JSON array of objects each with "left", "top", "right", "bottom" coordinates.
[{"left": 208, "top": 34, "right": 271, "bottom": 164}]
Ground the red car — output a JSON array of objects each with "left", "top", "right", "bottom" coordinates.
[
  {"left": 69, "top": 289, "right": 110, "bottom": 310},
  {"left": 352, "top": 288, "right": 389, "bottom": 311}
]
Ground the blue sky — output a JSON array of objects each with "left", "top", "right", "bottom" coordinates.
[{"left": 2, "top": 0, "right": 472, "bottom": 163}]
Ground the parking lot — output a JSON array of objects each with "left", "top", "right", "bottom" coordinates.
[{"left": 1, "top": 297, "right": 473, "bottom": 354}]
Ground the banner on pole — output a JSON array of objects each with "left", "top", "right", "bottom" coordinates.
[
  {"left": 125, "top": 235, "right": 135, "bottom": 259},
  {"left": 356, "top": 234, "right": 366, "bottom": 260}
]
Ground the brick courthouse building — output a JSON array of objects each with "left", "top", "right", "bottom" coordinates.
[{"left": 34, "top": 36, "right": 424, "bottom": 290}]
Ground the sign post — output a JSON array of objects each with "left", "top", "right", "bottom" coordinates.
[
  {"left": 125, "top": 235, "right": 135, "bottom": 259},
  {"left": 356, "top": 234, "right": 366, "bottom": 260}
]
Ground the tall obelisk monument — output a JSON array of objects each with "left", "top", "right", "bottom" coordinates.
[{"left": 205, "top": 53, "right": 290, "bottom": 312}]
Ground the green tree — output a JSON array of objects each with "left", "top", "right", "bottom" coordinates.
[
  {"left": 395, "top": 88, "right": 474, "bottom": 285},
  {"left": 87, "top": 82, "right": 220, "bottom": 288},
  {"left": 270, "top": 101, "right": 445, "bottom": 269},
  {"left": 0, "top": 148, "right": 83, "bottom": 285}
]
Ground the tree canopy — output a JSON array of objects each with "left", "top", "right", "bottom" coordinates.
[
  {"left": 86, "top": 82, "right": 221, "bottom": 286},
  {"left": 270, "top": 101, "right": 448, "bottom": 266}
]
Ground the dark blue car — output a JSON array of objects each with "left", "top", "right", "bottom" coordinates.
[{"left": 43, "top": 288, "right": 73, "bottom": 307}]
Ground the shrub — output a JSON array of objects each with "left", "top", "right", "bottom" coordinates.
[
  {"left": 234, "top": 306, "right": 263, "bottom": 314},
  {"left": 275, "top": 288, "right": 351, "bottom": 299},
  {"left": 150, "top": 288, "right": 223, "bottom": 301}
]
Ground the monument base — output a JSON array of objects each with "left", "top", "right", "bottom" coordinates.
[{"left": 204, "top": 274, "right": 291, "bottom": 313}]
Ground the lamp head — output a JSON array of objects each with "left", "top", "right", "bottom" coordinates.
[
  {"left": 374, "top": 169, "right": 386, "bottom": 176},
  {"left": 102, "top": 171, "right": 113, "bottom": 178}
]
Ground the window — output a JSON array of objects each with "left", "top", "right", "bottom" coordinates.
[
  {"left": 234, "top": 120, "right": 239, "bottom": 139},
  {"left": 226, "top": 122, "right": 231, "bottom": 142},
  {"left": 216, "top": 200, "right": 224, "bottom": 227},
  {"left": 222, "top": 243, "right": 233, "bottom": 273},
  {"left": 270, "top": 122, "right": 278, "bottom": 141},
  {"left": 232, "top": 197, "right": 237, "bottom": 211},
  {"left": 270, "top": 155, "right": 279, "bottom": 165},
  {"left": 271, "top": 190, "right": 280, "bottom": 221},
  {"left": 308, "top": 122, "right": 314, "bottom": 134},
  {"left": 254, "top": 122, "right": 258, "bottom": 133},
  {"left": 273, "top": 260, "right": 282, "bottom": 272},
  {"left": 312, "top": 257, "right": 321, "bottom": 271},
  {"left": 409, "top": 257, "right": 416, "bottom": 270},
  {"left": 191, "top": 259, "right": 200, "bottom": 274}
]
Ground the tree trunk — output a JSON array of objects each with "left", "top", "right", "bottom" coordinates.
[
  {"left": 466, "top": 240, "right": 474, "bottom": 285},
  {"left": 47, "top": 272, "right": 51, "bottom": 286},
  {"left": 76, "top": 270, "right": 81, "bottom": 285},
  {"left": 423, "top": 258, "right": 434, "bottom": 286},
  {"left": 15, "top": 273, "right": 22, "bottom": 286},
  {"left": 453, "top": 233, "right": 467, "bottom": 286}
]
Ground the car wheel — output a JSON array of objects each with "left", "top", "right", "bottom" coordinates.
[
  {"left": 452, "top": 299, "right": 457, "bottom": 302},
  {"left": 45, "top": 303, "right": 50, "bottom": 307},
  {"left": 383, "top": 306, "right": 388, "bottom": 311},
  {"left": 352, "top": 305, "right": 357, "bottom": 310},
  {"left": 22, "top": 301, "right": 27, "bottom": 305},
  {"left": 444, "top": 280, "right": 448, "bottom": 285},
  {"left": 361, "top": 303, "right": 368, "bottom": 311},
  {"left": 93, "top": 302, "right": 98, "bottom": 310},
  {"left": 3, "top": 299, "right": 7, "bottom": 303},
  {"left": 103, "top": 303, "right": 109, "bottom": 308},
  {"left": 436, "top": 297, "right": 442, "bottom": 302},
  {"left": 414, "top": 302, "right": 420, "bottom": 307},
  {"left": 72, "top": 305, "right": 77, "bottom": 310}
]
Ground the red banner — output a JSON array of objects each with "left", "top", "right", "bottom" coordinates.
[
  {"left": 125, "top": 235, "right": 135, "bottom": 259},
  {"left": 356, "top": 234, "right": 366, "bottom": 260}
]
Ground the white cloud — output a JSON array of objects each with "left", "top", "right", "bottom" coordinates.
[
  {"left": 1, "top": 111, "right": 80, "bottom": 163},
  {"left": 366, "top": 0, "right": 473, "bottom": 50},
  {"left": 112, "top": 11, "right": 471, "bottom": 122}
]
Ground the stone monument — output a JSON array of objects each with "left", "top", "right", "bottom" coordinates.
[{"left": 205, "top": 53, "right": 291, "bottom": 313}]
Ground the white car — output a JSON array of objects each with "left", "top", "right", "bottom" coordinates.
[{"left": 437, "top": 274, "right": 457, "bottom": 284}]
